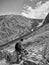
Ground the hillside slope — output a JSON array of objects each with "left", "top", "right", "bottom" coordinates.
[{"left": 0, "top": 15, "right": 43, "bottom": 46}]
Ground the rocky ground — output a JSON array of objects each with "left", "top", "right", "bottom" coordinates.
[{"left": 0, "top": 14, "right": 49, "bottom": 65}]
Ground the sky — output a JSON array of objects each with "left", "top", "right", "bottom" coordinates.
[
  {"left": 0, "top": 0, "right": 24, "bottom": 15},
  {"left": 0, "top": 0, "right": 49, "bottom": 19}
]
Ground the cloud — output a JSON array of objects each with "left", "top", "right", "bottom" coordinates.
[
  {"left": 36, "top": 1, "right": 42, "bottom": 8},
  {"left": 21, "top": 1, "right": 49, "bottom": 19}
]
